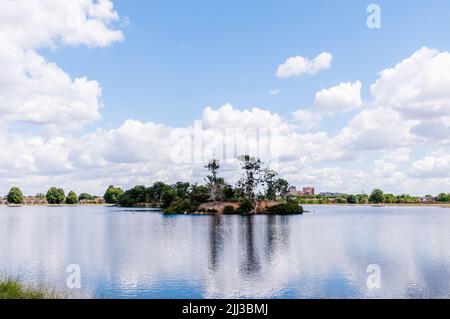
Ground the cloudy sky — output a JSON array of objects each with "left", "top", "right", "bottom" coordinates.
[{"left": 1, "top": 0, "right": 450, "bottom": 196}]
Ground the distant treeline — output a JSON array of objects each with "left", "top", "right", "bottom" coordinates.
[{"left": 294, "top": 190, "right": 450, "bottom": 204}]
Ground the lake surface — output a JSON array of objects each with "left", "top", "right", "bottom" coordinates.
[{"left": 0, "top": 205, "right": 449, "bottom": 299}]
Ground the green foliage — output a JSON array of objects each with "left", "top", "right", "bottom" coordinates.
[
  {"left": 223, "top": 205, "right": 237, "bottom": 215},
  {"left": 346, "top": 194, "right": 357, "bottom": 204},
  {"left": 103, "top": 185, "right": 124, "bottom": 204},
  {"left": 0, "top": 278, "right": 61, "bottom": 299},
  {"left": 46, "top": 187, "right": 65, "bottom": 204},
  {"left": 7, "top": 187, "right": 24, "bottom": 204},
  {"left": 438, "top": 193, "right": 450, "bottom": 202},
  {"left": 174, "top": 182, "right": 190, "bottom": 199},
  {"left": 369, "top": 189, "right": 384, "bottom": 204},
  {"left": 160, "top": 188, "right": 177, "bottom": 209},
  {"left": 78, "top": 193, "right": 94, "bottom": 201},
  {"left": 164, "top": 198, "right": 199, "bottom": 214},
  {"left": 267, "top": 202, "right": 304, "bottom": 215},
  {"left": 222, "top": 184, "right": 236, "bottom": 201},
  {"left": 189, "top": 184, "right": 210, "bottom": 203},
  {"left": 237, "top": 198, "right": 253, "bottom": 214},
  {"left": 117, "top": 185, "right": 146, "bottom": 207},
  {"left": 65, "top": 191, "right": 79, "bottom": 205}
]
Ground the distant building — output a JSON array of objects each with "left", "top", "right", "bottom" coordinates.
[
  {"left": 420, "top": 196, "right": 437, "bottom": 203},
  {"left": 302, "top": 187, "right": 315, "bottom": 196},
  {"left": 288, "top": 186, "right": 315, "bottom": 196},
  {"left": 0, "top": 197, "right": 6, "bottom": 205}
]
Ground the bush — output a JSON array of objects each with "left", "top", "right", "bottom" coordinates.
[
  {"left": 267, "top": 202, "right": 304, "bottom": 215},
  {"left": 223, "top": 205, "right": 237, "bottom": 215},
  {"left": 164, "top": 198, "right": 199, "bottom": 214},
  {"left": 237, "top": 199, "right": 253, "bottom": 214}
]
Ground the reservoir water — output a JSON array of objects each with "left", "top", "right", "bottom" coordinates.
[{"left": 0, "top": 205, "right": 449, "bottom": 298}]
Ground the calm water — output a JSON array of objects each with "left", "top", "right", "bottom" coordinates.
[{"left": 0, "top": 205, "right": 449, "bottom": 299}]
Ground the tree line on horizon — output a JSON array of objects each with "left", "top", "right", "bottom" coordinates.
[{"left": 4, "top": 156, "right": 450, "bottom": 210}]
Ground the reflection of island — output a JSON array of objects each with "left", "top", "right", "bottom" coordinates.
[
  {"left": 208, "top": 215, "right": 224, "bottom": 270},
  {"left": 240, "top": 216, "right": 261, "bottom": 275},
  {"left": 206, "top": 215, "right": 292, "bottom": 279}
]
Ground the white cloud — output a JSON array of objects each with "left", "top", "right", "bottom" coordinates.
[
  {"left": 371, "top": 47, "right": 450, "bottom": 120},
  {"left": 292, "top": 109, "right": 322, "bottom": 130},
  {"left": 411, "top": 150, "right": 450, "bottom": 178},
  {"left": 314, "top": 81, "right": 363, "bottom": 114},
  {"left": 276, "top": 52, "right": 332, "bottom": 78},
  {"left": 0, "top": 0, "right": 123, "bottom": 130},
  {"left": 269, "top": 89, "right": 280, "bottom": 96},
  {"left": 202, "top": 103, "right": 290, "bottom": 132}
]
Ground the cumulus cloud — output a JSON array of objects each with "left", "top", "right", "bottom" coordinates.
[
  {"left": 314, "top": 81, "right": 363, "bottom": 114},
  {"left": 410, "top": 150, "right": 450, "bottom": 178},
  {"left": 371, "top": 47, "right": 450, "bottom": 120},
  {"left": 0, "top": 0, "right": 123, "bottom": 129},
  {"left": 276, "top": 52, "right": 332, "bottom": 78},
  {"left": 292, "top": 109, "right": 322, "bottom": 130}
]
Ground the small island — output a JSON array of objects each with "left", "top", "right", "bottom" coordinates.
[{"left": 114, "top": 155, "right": 304, "bottom": 215}]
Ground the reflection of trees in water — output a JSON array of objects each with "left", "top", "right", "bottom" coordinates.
[
  {"left": 240, "top": 216, "right": 261, "bottom": 275},
  {"left": 208, "top": 215, "right": 224, "bottom": 270},
  {"left": 207, "top": 215, "right": 291, "bottom": 277},
  {"left": 266, "top": 215, "right": 290, "bottom": 261}
]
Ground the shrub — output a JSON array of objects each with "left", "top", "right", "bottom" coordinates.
[
  {"left": 237, "top": 199, "right": 253, "bottom": 214},
  {"left": 164, "top": 198, "right": 199, "bottom": 214},
  {"left": 267, "top": 202, "right": 304, "bottom": 215},
  {"left": 223, "top": 205, "right": 237, "bottom": 215}
]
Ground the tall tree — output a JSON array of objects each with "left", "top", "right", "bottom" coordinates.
[
  {"left": 236, "top": 155, "right": 263, "bottom": 213},
  {"left": 204, "top": 159, "right": 224, "bottom": 203}
]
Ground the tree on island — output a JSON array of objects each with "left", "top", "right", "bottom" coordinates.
[
  {"left": 204, "top": 159, "right": 225, "bottom": 204},
  {"left": 46, "top": 187, "right": 65, "bottom": 204},
  {"left": 103, "top": 185, "right": 124, "bottom": 204},
  {"left": 236, "top": 155, "right": 263, "bottom": 213},
  {"left": 65, "top": 191, "right": 79, "bottom": 205},
  {"left": 7, "top": 187, "right": 24, "bottom": 205},
  {"left": 262, "top": 169, "right": 289, "bottom": 201},
  {"left": 369, "top": 189, "right": 384, "bottom": 204}
]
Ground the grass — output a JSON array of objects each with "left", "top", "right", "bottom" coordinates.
[{"left": 0, "top": 277, "right": 63, "bottom": 299}]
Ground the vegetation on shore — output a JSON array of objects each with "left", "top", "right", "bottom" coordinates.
[{"left": 0, "top": 278, "right": 62, "bottom": 299}]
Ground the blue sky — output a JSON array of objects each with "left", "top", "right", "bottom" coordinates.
[
  {"left": 1, "top": 0, "right": 450, "bottom": 196},
  {"left": 42, "top": 0, "right": 450, "bottom": 129}
]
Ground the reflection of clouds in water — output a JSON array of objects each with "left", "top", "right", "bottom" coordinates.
[{"left": 0, "top": 206, "right": 449, "bottom": 298}]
